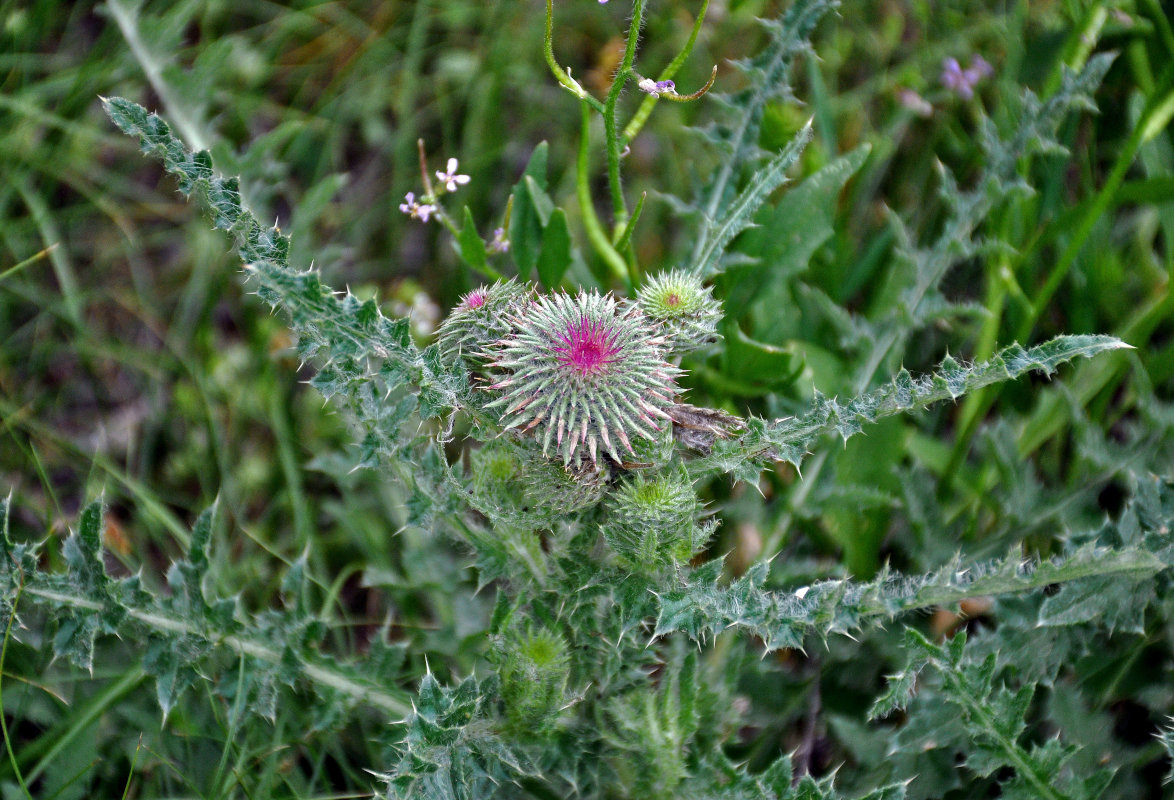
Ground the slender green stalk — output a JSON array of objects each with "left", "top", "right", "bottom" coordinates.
[
  {"left": 0, "top": 243, "right": 57, "bottom": 285},
  {"left": 603, "top": 0, "right": 648, "bottom": 234},
  {"left": 26, "top": 668, "right": 144, "bottom": 785},
  {"left": 1020, "top": 66, "right": 1174, "bottom": 338},
  {"left": 544, "top": 0, "right": 604, "bottom": 112},
  {"left": 622, "top": 0, "right": 711, "bottom": 145},
  {"left": 120, "top": 737, "right": 144, "bottom": 800},
  {"left": 0, "top": 583, "right": 34, "bottom": 800},
  {"left": 577, "top": 102, "right": 631, "bottom": 286}
]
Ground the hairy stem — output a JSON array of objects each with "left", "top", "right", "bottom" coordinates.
[{"left": 603, "top": 0, "right": 648, "bottom": 235}]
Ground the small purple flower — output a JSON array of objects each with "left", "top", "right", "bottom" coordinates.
[
  {"left": 487, "top": 227, "right": 510, "bottom": 254},
  {"left": 435, "top": 158, "right": 470, "bottom": 192},
  {"left": 399, "top": 192, "right": 438, "bottom": 223},
  {"left": 637, "top": 77, "right": 677, "bottom": 98},
  {"left": 941, "top": 55, "right": 993, "bottom": 100}
]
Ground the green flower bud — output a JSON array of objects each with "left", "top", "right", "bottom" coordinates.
[
  {"left": 435, "top": 280, "right": 530, "bottom": 367},
  {"left": 604, "top": 471, "right": 708, "bottom": 569},
  {"left": 496, "top": 626, "right": 570, "bottom": 736},
  {"left": 636, "top": 269, "right": 722, "bottom": 355}
]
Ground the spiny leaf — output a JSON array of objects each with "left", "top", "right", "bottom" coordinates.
[
  {"left": 656, "top": 527, "right": 1166, "bottom": 654},
  {"left": 692, "top": 335, "right": 1129, "bottom": 478},
  {"left": 691, "top": 120, "right": 813, "bottom": 277},
  {"left": 686, "top": 0, "right": 838, "bottom": 265},
  {"left": 21, "top": 502, "right": 412, "bottom": 719}
]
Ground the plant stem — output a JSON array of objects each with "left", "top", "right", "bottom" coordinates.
[
  {"left": 603, "top": 0, "right": 648, "bottom": 235},
  {"left": 622, "top": 0, "right": 711, "bottom": 145},
  {"left": 0, "top": 582, "right": 34, "bottom": 800},
  {"left": 578, "top": 103, "right": 631, "bottom": 287},
  {"left": 545, "top": 0, "right": 604, "bottom": 113}
]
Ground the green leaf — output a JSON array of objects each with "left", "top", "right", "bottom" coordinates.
[
  {"left": 717, "top": 322, "right": 803, "bottom": 396},
  {"left": 456, "top": 206, "right": 489, "bottom": 274},
  {"left": 525, "top": 175, "right": 555, "bottom": 226},
  {"left": 729, "top": 144, "right": 870, "bottom": 319},
  {"left": 536, "top": 208, "right": 571, "bottom": 289},
  {"left": 691, "top": 120, "right": 814, "bottom": 277},
  {"left": 1037, "top": 574, "right": 1152, "bottom": 634},
  {"left": 508, "top": 143, "right": 549, "bottom": 278}
]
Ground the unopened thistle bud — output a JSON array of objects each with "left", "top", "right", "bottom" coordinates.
[
  {"left": 486, "top": 291, "right": 680, "bottom": 466},
  {"left": 605, "top": 472, "right": 704, "bottom": 569},
  {"left": 436, "top": 280, "right": 530, "bottom": 367},
  {"left": 636, "top": 270, "right": 722, "bottom": 355},
  {"left": 496, "top": 625, "right": 571, "bottom": 736}
]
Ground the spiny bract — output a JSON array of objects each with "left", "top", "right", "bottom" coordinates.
[
  {"left": 486, "top": 291, "right": 680, "bottom": 466},
  {"left": 636, "top": 269, "right": 722, "bottom": 354}
]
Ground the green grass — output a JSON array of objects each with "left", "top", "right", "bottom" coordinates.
[{"left": 2, "top": 1, "right": 1173, "bottom": 798}]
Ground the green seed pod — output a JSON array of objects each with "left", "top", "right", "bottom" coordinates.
[
  {"left": 636, "top": 269, "right": 722, "bottom": 355},
  {"left": 497, "top": 625, "right": 570, "bottom": 736},
  {"left": 604, "top": 471, "right": 702, "bottom": 569},
  {"left": 435, "top": 280, "right": 530, "bottom": 367}
]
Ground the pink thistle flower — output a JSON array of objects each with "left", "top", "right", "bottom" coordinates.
[
  {"left": 463, "top": 288, "right": 489, "bottom": 310},
  {"left": 485, "top": 291, "right": 681, "bottom": 466}
]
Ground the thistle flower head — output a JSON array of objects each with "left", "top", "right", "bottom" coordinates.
[
  {"left": 636, "top": 269, "right": 722, "bottom": 354},
  {"left": 605, "top": 471, "right": 709, "bottom": 570},
  {"left": 435, "top": 280, "right": 530, "bottom": 367},
  {"left": 487, "top": 291, "right": 680, "bottom": 466}
]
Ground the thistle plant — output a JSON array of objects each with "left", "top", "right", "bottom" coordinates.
[{"left": 6, "top": 1, "right": 1173, "bottom": 799}]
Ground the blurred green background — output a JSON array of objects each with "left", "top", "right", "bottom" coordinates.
[{"left": 2, "top": 0, "right": 1173, "bottom": 797}]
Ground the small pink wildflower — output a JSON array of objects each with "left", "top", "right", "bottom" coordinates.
[
  {"left": 435, "top": 158, "right": 470, "bottom": 192},
  {"left": 941, "top": 55, "right": 993, "bottom": 100},
  {"left": 399, "top": 192, "right": 437, "bottom": 223},
  {"left": 487, "top": 227, "right": 510, "bottom": 254}
]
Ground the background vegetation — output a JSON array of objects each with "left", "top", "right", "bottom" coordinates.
[{"left": 2, "top": 0, "right": 1173, "bottom": 797}]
